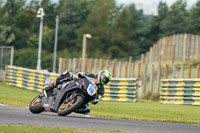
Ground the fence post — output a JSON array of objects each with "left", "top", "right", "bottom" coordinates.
[
  {"left": 112, "top": 59, "right": 116, "bottom": 77},
  {"left": 183, "top": 34, "right": 187, "bottom": 62},
  {"left": 165, "top": 37, "right": 169, "bottom": 60},
  {"left": 63, "top": 59, "right": 67, "bottom": 72},
  {"left": 198, "top": 36, "right": 200, "bottom": 61},
  {"left": 73, "top": 58, "right": 76, "bottom": 71},
  {"left": 169, "top": 36, "right": 173, "bottom": 60},
  {"left": 125, "top": 61, "right": 128, "bottom": 78},
  {"left": 143, "top": 64, "right": 147, "bottom": 96},
  {"left": 145, "top": 52, "right": 149, "bottom": 64},
  {"left": 137, "top": 63, "right": 141, "bottom": 79},
  {"left": 58, "top": 58, "right": 62, "bottom": 74},
  {"left": 179, "top": 34, "right": 184, "bottom": 59},
  {"left": 79, "top": 57, "right": 82, "bottom": 72},
  {"left": 172, "top": 43, "right": 175, "bottom": 64},
  {"left": 188, "top": 64, "right": 192, "bottom": 78},
  {"left": 157, "top": 64, "right": 161, "bottom": 96},
  {"left": 150, "top": 64, "right": 154, "bottom": 95},
  {"left": 180, "top": 63, "right": 184, "bottom": 78},
  {"left": 165, "top": 64, "right": 169, "bottom": 79},
  {"left": 131, "top": 62, "right": 135, "bottom": 78},
  {"left": 141, "top": 54, "right": 145, "bottom": 64},
  {"left": 161, "top": 37, "right": 166, "bottom": 61},
  {"left": 118, "top": 61, "right": 122, "bottom": 78},
  {"left": 89, "top": 58, "right": 93, "bottom": 73},
  {"left": 149, "top": 47, "right": 153, "bottom": 63},
  {"left": 84, "top": 58, "right": 87, "bottom": 72},
  {"left": 172, "top": 65, "right": 176, "bottom": 78},
  {"left": 99, "top": 58, "right": 103, "bottom": 70},
  {"left": 197, "top": 64, "right": 200, "bottom": 78},
  {"left": 105, "top": 59, "right": 109, "bottom": 70},
  {"left": 195, "top": 35, "right": 199, "bottom": 61},
  {"left": 187, "top": 34, "right": 191, "bottom": 61},
  {"left": 172, "top": 35, "right": 176, "bottom": 61},
  {"left": 128, "top": 56, "right": 132, "bottom": 78},
  {"left": 137, "top": 79, "right": 142, "bottom": 102},
  {"left": 191, "top": 35, "right": 195, "bottom": 61},
  {"left": 157, "top": 41, "right": 160, "bottom": 62},
  {"left": 94, "top": 58, "right": 98, "bottom": 73}
]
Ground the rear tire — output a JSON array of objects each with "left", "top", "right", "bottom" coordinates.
[
  {"left": 57, "top": 95, "right": 84, "bottom": 116},
  {"left": 29, "top": 94, "right": 45, "bottom": 114}
]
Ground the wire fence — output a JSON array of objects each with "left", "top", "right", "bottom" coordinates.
[
  {"left": 0, "top": 46, "right": 14, "bottom": 70},
  {"left": 58, "top": 34, "right": 200, "bottom": 98},
  {"left": 0, "top": 46, "right": 14, "bottom": 81}
]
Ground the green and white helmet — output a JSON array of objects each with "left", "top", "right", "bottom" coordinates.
[{"left": 97, "top": 70, "right": 112, "bottom": 85}]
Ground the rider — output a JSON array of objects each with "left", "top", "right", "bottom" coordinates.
[{"left": 43, "top": 70, "right": 112, "bottom": 115}]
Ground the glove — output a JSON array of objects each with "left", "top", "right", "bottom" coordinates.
[
  {"left": 43, "top": 83, "right": 54, "bottom": 92},
  {"left": 61, "top": 70, "right": 70, "bottom": 76},
  {"left": 91, "top": 99, "right": 99, "bottom": 105},
  {"left": 71, "top": 73, "right": 79, "bottom": 79},
  {"left": 78, "top": 73, "right": 85, "bottom": 78}
]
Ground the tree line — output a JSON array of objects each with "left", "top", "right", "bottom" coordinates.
[{"left": 0, "top": 0, "right": 200, "bottom": 72}]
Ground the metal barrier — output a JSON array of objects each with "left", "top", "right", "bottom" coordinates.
[
  {"left": 6, "top": 66, "right": 58, "bottom": 92},
  {"left": 160, "top": 79, "right": 200, "bottom": 105},
  {"left": 6, "top": 66, "right": 140, "bottom": 102},
  {"left": 103, "top": 78, "right": 139, "bottom": 102}
]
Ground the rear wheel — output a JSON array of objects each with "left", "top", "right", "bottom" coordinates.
[
  {"left": 57, "top": 95, "right": 84, "bottom": 116},
  {"left": 29, "top": 94, "right": 45, "bottom": 114}
]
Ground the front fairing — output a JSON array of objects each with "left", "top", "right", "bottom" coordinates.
[
  {"left": 78, "top": 78, "right": 97, "bottom": 96},
  {"left": 42, "top": 78, "right": 97, "bottom": 112}
]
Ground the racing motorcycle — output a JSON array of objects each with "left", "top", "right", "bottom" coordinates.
[{"left": 29, "top": 76, "right": 97, "bottom": 116}]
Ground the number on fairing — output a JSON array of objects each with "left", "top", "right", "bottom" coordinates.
[{"left": 87, "top": 84, "right": 96, "bottom": 96}]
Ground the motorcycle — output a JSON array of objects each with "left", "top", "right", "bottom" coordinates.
[{"left": 29, "top": 76, "right": 97, "bottom": 116}]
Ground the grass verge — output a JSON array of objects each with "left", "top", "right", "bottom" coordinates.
[
  {"left": 0, "top": 82, "right": 200, "bottom": 124},
  {"left": 91, "top": 100, "right": 200, "bottom": 124},
  {"left": 0, "top": 125, "right": 133, "bottom": 133},
  {"left": 0, "top": 82, "right": 39, "bottom": 106}
]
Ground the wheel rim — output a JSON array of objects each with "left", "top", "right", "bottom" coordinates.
[
  {"left": 59, "top": 96, "right": 78, "bottom": 111},
  {"left": 31, "top": 97, "right": 42, "bottom": 106}
]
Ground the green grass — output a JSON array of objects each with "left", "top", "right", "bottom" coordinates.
[
  {"left": 91, "top": 100, "right": 200, "bottom": 124},
  {"left": 0, "top": 125, "right": 133, "bottom": 133},
  {"left": 1, "top": 82, "right": 200, "bottom": 125},
  {"left": 0, "top": 82, "right": 40, "bottom": 106}
]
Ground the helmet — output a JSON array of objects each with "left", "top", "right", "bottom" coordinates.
[{"left": 97, "top": 70, "right": 112, "bottom": 85}]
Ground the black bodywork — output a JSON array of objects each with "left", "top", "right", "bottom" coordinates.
[{"left": 41, "top": 78, "right": 96, "bottom": 112}]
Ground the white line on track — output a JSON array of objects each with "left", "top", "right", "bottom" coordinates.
[{"left": 0, "top": 104, "right": 9, "bottom": 106}]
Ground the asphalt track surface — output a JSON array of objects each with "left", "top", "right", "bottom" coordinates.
[{"left": 0, "top": 104, "right": 199, "bottom": 133}]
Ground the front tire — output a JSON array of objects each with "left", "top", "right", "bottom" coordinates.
[
  {"left": 57, "top": 95, "right": 84, "bottom": 116},
  {"left": 29, "top": 94, "right": 45, "bottom": 114}
]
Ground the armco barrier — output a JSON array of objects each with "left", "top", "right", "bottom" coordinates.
[
  {"left": 6, "top": 66, "right": 140, "bottom": 102},
  {"left": 103, "top": 78, "right": 139, "bottom": 102},
  {"left": 160, "top": 79, "right": 200, "bottom": 105},
  {"left": 6, "top": 66, "right": 58, "bottom": 92}
]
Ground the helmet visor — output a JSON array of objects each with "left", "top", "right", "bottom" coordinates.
[{"left": 101, "top": 75, "right": 110, "bottom": 85}]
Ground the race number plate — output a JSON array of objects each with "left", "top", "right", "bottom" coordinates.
[{"left": 87, "top": 84, "right": 96, "bottom": 96}]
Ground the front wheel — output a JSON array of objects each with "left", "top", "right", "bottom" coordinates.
[
  {"left": 29, "top": 93, "right": 45, "bottom": 114},
  {"left": 57, "top": 95, "right": 84, "bottom": 116}
]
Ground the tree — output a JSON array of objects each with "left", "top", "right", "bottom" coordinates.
[
  {"left": 77, "top": 0, "right": 116, "bottom": 58},
  {"left": 109, "top": 4, "right": 147, "bottom": 58},
  {"left": 0, "top": 25, "right": 15, "bottom": 45},
  {"left": 188, "top": 0, "right": 200, "bottom": 34},
  {"left": 110, "top": 5, "right": 134, "bottom": 58},
  {"left": 14, "top": 48, "right": 53, "bottom": 71},
  {"left": 147, "top": 1, "right": 168, "bottom": 47},
  {"left": 128, "top": 4, "right": 147, "bottom": 55},
  {"left": 0, "top": 0, "right": 26, "bottom": 48},
  {"left": 159, "top": 0, "right": 189, "bottom": 36},
  {"left": 57, "top": 0, "right": 85, "bottom": 52}
]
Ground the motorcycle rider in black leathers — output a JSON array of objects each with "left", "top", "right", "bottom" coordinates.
[{"left": 43, "top": 70, "right": 112, "bottom": 115}]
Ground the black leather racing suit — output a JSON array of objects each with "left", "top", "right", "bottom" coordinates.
[{"left": 49, "top": 70, "right": 105, "bottom": 114}]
